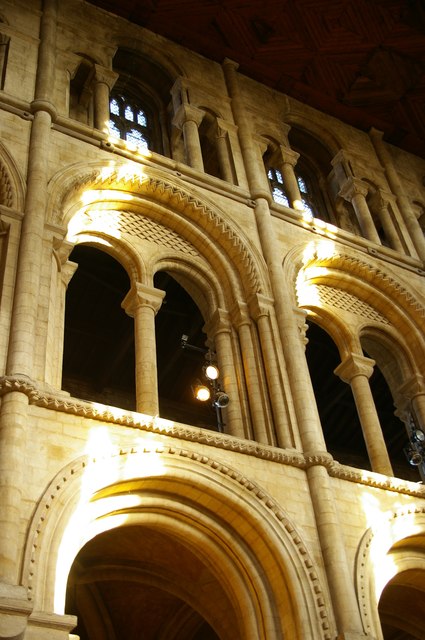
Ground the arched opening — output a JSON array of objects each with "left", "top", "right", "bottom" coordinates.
[
  {"left": 287, "top": 126, "right": 335, "bottom": 223},
  {"left": 379, "top": 568, "right": 425, "bottom": 639},
  {"left": 65, "top": 525, "right": 222, "bottom": 640},
  {"left": 199, "top": 111, "right": 220, "bottom": 180},
  {"left": 306, "top": 321, "right": 415, "bottom": 479},
  {"left": 361, "top": 334, "right": 414, "bottom": 480},
  {"left": 61, "top": 248, "right": 219, "bottom": 429},
  {"left": 305, "top": 320, "right": 369, "bottom": 468},
  {"left": 154, "top": 271, "right": 218, "bottom": 430},
  {"left": 69, "top": 56, "right": 95, "bottom": 125},
  {"left": 110, "top": 48, "right": 174, "bottom": 156},
  {"left": 62, "top": 244, "right": 136, "bottom": 409}
]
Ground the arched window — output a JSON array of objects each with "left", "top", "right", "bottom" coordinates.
[
  {"left": 69, "top": 57, "right": 95, "bottom": 125},
  {"left": 109, "top": 94, "right": 151, "bottom": 152},
  {"left": 288, "top": 127, "right": 335, "bottom": 224},
  {"left": 109, "top": 48, "right": 175, "bottom": 157}
]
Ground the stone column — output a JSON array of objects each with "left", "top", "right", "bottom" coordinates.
[
  {"left": 52, "top": 257, "right": 78, "bottom": 387},
  {"left": 370, "top": 128, "right": 425, "bottom": 262},
  {"left": 278, "top": 146, "right": 303, "bottom": 209},
  {"left": 373, "top": 190, "right": 404, "bottom": 252},
  {"left": 215, "top": 119, "right": 234, "bottom": 183},
  {"left": 172, "top": 103, "right": 205, "bottom": 171},
  {"left": 398, "top": 373, "right": 425, "bottom": 433},
  {"left": 231, "top": 301, "right": 273, "bottom": 444},
  {"left": 204, "top": 309, "right": 245, "bottom": 438},
  {"left": 93, "top": 64, "right": 118, "bottom": 133},
  {"left": 339, "top": 177, "right": 381, "bottom": 244},
  {"left": 122, "top": 283, "right": 165, "bottom": 416},
  {"left": 335, "top": 353, "right": 393, "bottom": 476},
  {"left": 223, "top": 57, "right": 367, "bottom": 639},
  {"left": 0, "top": 0, "right": 59, "bottom": 630},
  {"left": 248, "top": 293, "right": 294, "bottom": 448}
]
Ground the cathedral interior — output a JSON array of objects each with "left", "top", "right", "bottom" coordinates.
[{"left": 0, "top": 1, "right": 424, "bottom": 639}]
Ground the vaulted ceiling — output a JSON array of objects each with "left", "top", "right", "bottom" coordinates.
[{"left": 87, "top": 0, "right": 425, "bottom": 158}]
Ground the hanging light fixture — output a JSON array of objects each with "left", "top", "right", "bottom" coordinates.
[
  {"left": 193, "top": 381, "right": 211, "bottom": 402},
  {"left": 182, "top": 336, "right": 229, "bottom": 432}
]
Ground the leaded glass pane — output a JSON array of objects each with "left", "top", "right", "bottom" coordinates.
[
  {"left": 108, "top": 120, "right": 121, "bottom": 138},
  {"left": 110, "top": 99, "right": 119, "bottom": 116},
  {"left": 297, "top": 176, "right": 307, "bottom": 193},
  {"left": 127, "top": 128, "right": 148, "bottom": 150},
  {"left": 272, "top": 187, "right": 289, "bottom": 207},
  {"left": 137, "top": 110, "right": 147, "bottom": 126},
  {"left": 275, "top": 169, "right": 283, "bottom": 183},
  {"left": 124, "top": 105, "right": 134, "bottom": 121},
  {"left": 302, "top": 199, "right": 314, "bottom": 219}
]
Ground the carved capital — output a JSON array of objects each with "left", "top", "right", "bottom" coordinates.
[
  {"left": 229, "top": 301, "right": 251, "bottom": 328},
  {"left": 94, "top": 64, "right": 119, "bottom": 90},
  {"left": 331, "top": 148, "right": 355, "bottom": 186},
  {"left": 279, "top": 145, "right": 300, "bottom": 167},
  {"left": 398, "top": 373, "right": 425, "bottom": 401},
  {"left": 204, "top": 308, "right": 231, "bottom": 336},
  {"left": 334, "top": 353, "right": 375, "bottom": 382},
  {"left": 338, "top": 176, "right": 369, "bottom": 202},
  {"left": 172, "top": 104, "right": 205, "bottom": 129},
  {"left": 121, "top": 283, "right": 165, "bottom": 317},
  {"left": 247, "top": 293, "right": 274, "bottom": 320}
]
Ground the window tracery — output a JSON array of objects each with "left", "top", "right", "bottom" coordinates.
[{"left": 109, "top": 95, "right": 150, "bottom": 152}]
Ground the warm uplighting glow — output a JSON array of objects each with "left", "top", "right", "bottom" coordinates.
[
  {"left": 293, "top": 199, "right": 304, "bottom": 211},
  {"left": 53, "top": 419, "right": 168, "bottom": 614},
  {"left": 295, "top": 240, "right": 337, "bottom": 308}
]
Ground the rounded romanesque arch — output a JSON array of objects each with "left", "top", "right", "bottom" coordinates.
[
  {"left": 0, "top": 140, "right": 26, "bottom": 210},
  {"left": 285, "top": 241, "right": 425, "bottom": 368},
  {"left": 22, "top": 446, "right": 333, "bottom": 640},
  {"left": 355, "top": 507, "right": 425, "bottom": 640},
  {"left": 284, "top": 242, "right": 425, "bottom": 477},
  {"left": 47, "top": 160, "right": 269, "bottom": 303}
]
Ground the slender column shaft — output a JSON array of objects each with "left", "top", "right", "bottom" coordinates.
[
  {"left": 377, "top": 198, "right": 404, "bottom": 252},
  {"left": 370, "top": 128, "right": 425, "bottom": 261},
  {"left": 93, "top": 65, "right": 118, "bottom": 132},
  {"left": 278, "top": 147, "right": 302, "bottom": 208},
  {"left": 223, "top": 57, "right": 366, "bottom": 637},
  {"left": 216, "top": 130, "right": 234, "bottom": 183},
  {"left": 234, "top": 312, "right": 271, "bottom": 444},
  {"left": 352, "top": 192, "right": 381, "bottom": 244},
  {"left": 122, "top": 284, "right": 165, "bottom": 416},
  {"left": 250, "top": 294, "right": 293, "bottom": 448},
  {"left": 173, "top": 104, "right": 205, "bottom": 171},
  {"left": 0, "top": 0, "right": 58, "bottom": 591},
  {"left": 335, "top": 354, "right": 393, "bottom": 476},
  {"left": 205, "top": 310, "right": 245, "bottom": 438}
]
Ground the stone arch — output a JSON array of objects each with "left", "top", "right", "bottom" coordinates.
[
  {"left": 153, "top": 255, "right": 224, "bottom": 321},
  {"left": 47, "top": 160, "right": 268, "bottom": 302},
  {"left": 355, "top": 506, "right": 425, "bottom": 639},
  {"left": 285, "top": 242, "right": 425, "bottom": 365},
  {"left": 283, "top": 108, "right": 342, "bottom": 159},
  {"left": 0, "top": 141, "right": 25, "bottom": 210},
  {"left": 22, "top": 447, "right": 332, "bottom": 640}
]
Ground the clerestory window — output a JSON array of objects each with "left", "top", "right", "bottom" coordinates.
[
  {"left": 296, "top": 173, "right": 315, "bottom": 219},
  {"left": 109, "top": 94, "right": 151, "bottom": 152},
  {"left": 267, "top": 167, "right": 289, "bottom": 207}
]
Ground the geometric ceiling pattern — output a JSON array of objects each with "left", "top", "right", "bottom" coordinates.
[{"left": 88, "top": 0, "right": 425, "bottom": 158}]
